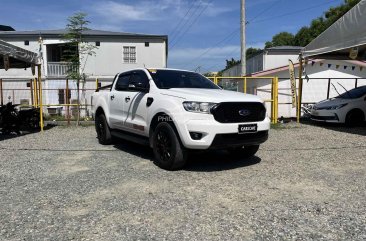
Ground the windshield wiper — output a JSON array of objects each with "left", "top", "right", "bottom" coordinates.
[
  {"left": 338, "top": 82, "right": 353, "bottom": 98},
  {"left": 331, "top": 83, "right": 341, "bottom": 97}
]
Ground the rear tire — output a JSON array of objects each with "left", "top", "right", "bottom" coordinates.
[
  {"left": 345, "top": 109, "right": 365, "bottom": 127},
  {"left": 95, "top": 114, "right": 112, "bottom": 145},
  {"left": 152, "top": 122, "right": 187, "bottom": 170},
  {"left": 228, "top": 145, "right": 260, "bottom": 158}
]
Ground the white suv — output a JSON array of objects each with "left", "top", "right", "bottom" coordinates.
[{"left": 92, "top": 68, "right": 270, "bottom": 170}]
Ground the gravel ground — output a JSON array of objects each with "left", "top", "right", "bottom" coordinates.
[{"left": 0, "top": 123, "right": 365, "bottom": 240}]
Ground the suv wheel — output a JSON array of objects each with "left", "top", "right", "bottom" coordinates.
[
  {"left": 152, "top": 122, "right": 187, "bottom": 170},
  {"left": 95, "top": 114, "right": 112, "bottom": 145},
  {"left": 228, "top": 145, "right": 260, "bottom": 158}
]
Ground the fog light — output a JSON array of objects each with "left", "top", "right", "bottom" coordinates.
[{"left": 190, "top": 132, "right": 203, "bottom": 140}]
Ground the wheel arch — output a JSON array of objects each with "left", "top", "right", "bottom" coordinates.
[{"left": 149, "top": 112, "right": 182, "bottom": 148}]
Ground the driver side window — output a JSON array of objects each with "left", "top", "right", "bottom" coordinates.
[
  {"left": 115, "top": 74, "right": 131, "bottom": 91},
  {"left": 131, "top": 71, "right": 149, "bottom": 88}
]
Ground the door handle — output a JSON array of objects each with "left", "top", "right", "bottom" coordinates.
[
  {"left": 125, "top": 96, "right": 131, "bottom": 102},
  {"left": 110, "top": 95, "right": 115, "bottom": 100}
]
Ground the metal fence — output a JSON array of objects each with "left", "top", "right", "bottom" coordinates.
[{"left": 0, "top": 78, "right": 104, "bottom": 126}]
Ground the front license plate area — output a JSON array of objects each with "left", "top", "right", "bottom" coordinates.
[{"left": 238, "top": 124, "right": 257, "bottom": 134}]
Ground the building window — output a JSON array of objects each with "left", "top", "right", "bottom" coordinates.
[
  {"left": 96, "top": 41, "right": 100, "bottom": 46},
  {"left": 123, "top": 46, "right": 136, "bottom": 63},
  {"left": 24, "top": 40, "right": 29, "bottom": 46},
  {"left": 145, "top": 42, "right": 149, "bottom": 47}
]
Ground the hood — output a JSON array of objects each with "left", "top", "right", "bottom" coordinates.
[
  {"left": 159, "top": 88, "right": 263, "bottom": 103},
  {"left": 314, "top": 97, "right": 350, "bottom": 109}
]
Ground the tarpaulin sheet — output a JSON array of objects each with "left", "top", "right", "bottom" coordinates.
[
  {"left": 302, "top": 0, "right": 366, "bottom": 60},
  {"left": 0, "top": 39, "right": 38, "bottom": 69}
]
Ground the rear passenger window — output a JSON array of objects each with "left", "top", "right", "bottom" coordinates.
[{"left": 115, "top": 75, "right": 130, "bottom": 91}]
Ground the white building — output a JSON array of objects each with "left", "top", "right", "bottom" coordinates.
[
  {"left": 0, "top": 29, "right": 168, "bottom": 116},
  {"left": 222, "top": 46, "right": 302, "bottom": 77}
]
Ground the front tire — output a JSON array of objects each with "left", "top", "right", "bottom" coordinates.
[
  {"left": 95, "top": 114, "right": 112, "bottom": 145},
  {"left": 228, "top": 145, "right": 260, "bottom": 158},
  {"left": 152, "top": 122, "right": 187, "bottom": 170},
  {"left": 345, "top": 109, "right": 365, "bottom": 127}
]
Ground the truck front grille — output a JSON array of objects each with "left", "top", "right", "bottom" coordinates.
[{"left": 211, "top": 102, "right": 266, "bottom": 123}]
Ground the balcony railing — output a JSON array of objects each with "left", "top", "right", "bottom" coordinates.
[{"left": 47, "top": 62, "right": 78, "bottom": 77}]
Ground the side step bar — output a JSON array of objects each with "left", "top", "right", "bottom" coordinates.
[{"left": 111, "top": 129, "right": 149, "bottom": 146}]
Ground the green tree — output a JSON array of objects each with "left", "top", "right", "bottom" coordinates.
[
  {"left": 267, "top": 0, "right": 361, "bottom": 47},
  {"left": 225, "top": 58, "right": 241, "bottom": 70},
  {"left": 63, "top": 12, "right": 97, "bottom": 125},
  {"left": 246, "top": 47, "right": 262, "bottom": 59},
  {"left": 265, "top": 32, "right": 295, "bottom": 48}
]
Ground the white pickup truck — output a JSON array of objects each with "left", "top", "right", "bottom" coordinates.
[{"left": 92, "top": 68, "right": 270, "bottom": 170}]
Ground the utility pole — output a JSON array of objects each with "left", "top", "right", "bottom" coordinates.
[{"left": 240, "top": 0, "right": 246, "bottom": 76}]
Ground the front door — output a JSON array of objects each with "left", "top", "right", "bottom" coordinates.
[{"left": 123, "top": 70, "right": 150, "bottom": 135}]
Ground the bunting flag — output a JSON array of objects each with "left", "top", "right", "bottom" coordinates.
[{"left": 305, "top": 62, "right": 364, "bottom": 72}]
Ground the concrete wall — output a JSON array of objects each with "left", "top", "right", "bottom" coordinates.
[{"left": 263, "top": 52, "right": 299, "bottom": 70}]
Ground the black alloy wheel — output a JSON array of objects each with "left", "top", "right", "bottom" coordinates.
[{"left": 152, "top": 122, "right": 187, "bottom": 170}]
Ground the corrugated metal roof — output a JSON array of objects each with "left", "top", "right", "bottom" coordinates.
[
  {"left": 266, "top": 46, "right": 303, "bottom": 50},
  {"left": 0, "top": 29, "right": 167, "bottom": 39}
]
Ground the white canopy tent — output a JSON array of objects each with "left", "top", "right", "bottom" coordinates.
[{"left": 302, "top": 0, "right": 366, "bottom": 60}]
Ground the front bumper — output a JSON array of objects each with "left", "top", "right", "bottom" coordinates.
[
  {"left": 175, "top": 115, "right": 271, "bottom": 149},
  {"left": 310, "top": 110, "right": 340, "bottom": 123}
]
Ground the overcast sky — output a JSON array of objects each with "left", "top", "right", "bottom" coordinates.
[{"left": 2, "top": 0, "right": 343, "bottom": 72}]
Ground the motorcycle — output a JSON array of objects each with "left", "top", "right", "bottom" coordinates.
[
  {"left": 0, "top": 102, "right": 21, "bottom": 134},
  {"left": 0, "top": 102, "right": 40, "bottom": 134}
]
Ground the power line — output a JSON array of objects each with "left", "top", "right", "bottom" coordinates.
[
  {"left": 174, "top": 0, "right": 341, "bottom": 72},
  {"left": 168, "top": 1, "right": 197, "bottom": 38},
  {"left": 169, "top": 0, "right": 202, "bottom": 44},
  {"left": 251, "top": 0, "right": 340, "bottom": 24},
  {"left": 169, "top": 0, "right": 214, "bottom": 49},
  {"left": 180, "top": 27, "right": 240, "bottom": 69},
  {"left": 247, "top": 0, "right": 282, "bottom": 23}
]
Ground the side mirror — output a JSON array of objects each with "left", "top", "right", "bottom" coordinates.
[
  {"left": 128, "top": 82, "right": 149, "bottom": 93},
  {"left": 364, "top": 96, "right": 366, "bottom": 101}
]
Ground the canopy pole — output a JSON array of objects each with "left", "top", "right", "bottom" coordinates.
[
  {"left": 0, "top": 79, "right": 3, "bottom": 106},
  {"left": 297, "top": 55, "right": 304, "bottom": 123},
  {"left": 30, "top": 79, "right": 34, "bottom": 106},
  {"left": 37, "top": 65, "right": 44, "bottom": 132}
]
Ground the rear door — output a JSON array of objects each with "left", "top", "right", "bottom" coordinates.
[
  {"left": 109, "top": 73, "right": 131, "bottom": 129},
  {"left": 123, "top": 70, "right": 150, "bottom": 135}
]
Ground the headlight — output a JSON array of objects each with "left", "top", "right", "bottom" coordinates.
[
  {"left": 183, "top": 101, "right": 217, "bottom": 114},
  {"left": 316, "top": 103, "right": 348, "bottom": 110}
]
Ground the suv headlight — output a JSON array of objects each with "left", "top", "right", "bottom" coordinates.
[{"left": 183, "top": 102, "right": 217, "bottom": 114}]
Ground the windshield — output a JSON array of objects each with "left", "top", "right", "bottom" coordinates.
[
  {"left": 148, "top": 69, "right": 220, "bottom": 89},
  {"left": 336, "top": 85, "right": 366, "bottom": 99}
]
